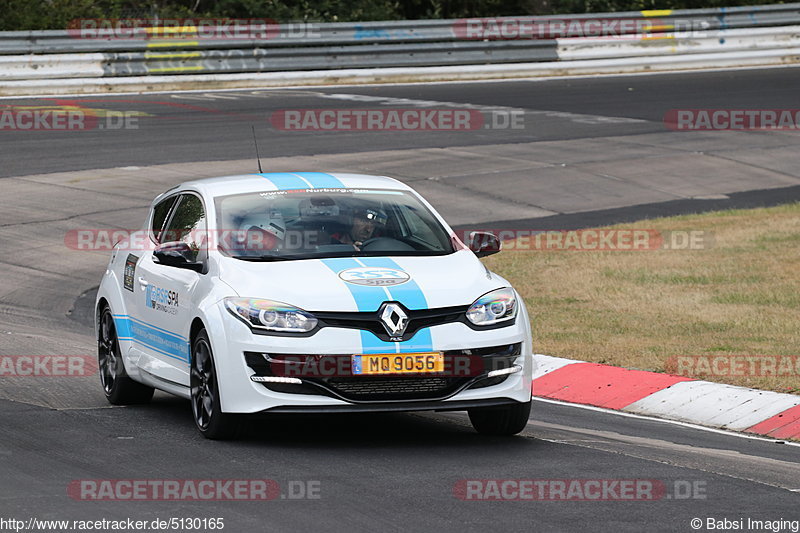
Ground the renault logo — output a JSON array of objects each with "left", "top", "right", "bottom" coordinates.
[{"left": 380, "top": 303, "right": 408, "bottom": 339}]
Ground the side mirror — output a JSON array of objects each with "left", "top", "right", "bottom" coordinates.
[
  {"left": 469, "top": 231, "right": 502, "bottom": 258},
  {"left": 153, "top": 241, "right": 204, "bottom": 273}
]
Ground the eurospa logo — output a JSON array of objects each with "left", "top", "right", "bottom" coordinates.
[{"left": 145, "top": 285, "right": 179, "bottom": 315}]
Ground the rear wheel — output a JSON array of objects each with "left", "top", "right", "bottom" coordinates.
[
  {"left": 468, "top": 401, "right": 531, "bottom": 436},
  {"left": 98, "top": 306, "right": 154, "bottom": 405},
  {"left": 190, "top": 329, "right": 239, "bottom": 440}
]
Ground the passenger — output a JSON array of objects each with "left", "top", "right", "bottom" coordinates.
[{"left": 233, "top": 212, "right": 286, "bottom": 255}]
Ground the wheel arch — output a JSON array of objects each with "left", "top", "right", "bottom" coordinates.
[
  {"left": 190, "top": 317, "right": 207, "bottom": 346},
  {"left": 96, "top": 296, "right": 110, "bottom": 318},
  {"left": 95, "top": 296, "right": 110, "bottom": 339},
  {"left": 95, "top": 265, "right": 129, "bottom": 342}
]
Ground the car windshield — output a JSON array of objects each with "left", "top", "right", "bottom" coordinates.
[{"left": 214, "top": 188, "right": 455, "bottom": 260}]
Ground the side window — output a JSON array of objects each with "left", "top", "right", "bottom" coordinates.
[
  {"left": 151, "top": 196, "right": 178, "bottom": 244},
  {"left": 161, "top": 194, "right": 207, "bottom": 261}
]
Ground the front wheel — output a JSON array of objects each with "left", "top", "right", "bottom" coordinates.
[
  {"left": 468, "top": 401, "right": 531, "bottom": 436},
  {"left": 98, "top": 306, "right": 154, "bottom": 405},
  {"left": 190, "top": 329, "right": 239, "bottom": 440}
]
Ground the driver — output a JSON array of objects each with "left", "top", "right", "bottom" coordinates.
[{"left": 331, "top": 207, "right": 387, "bottom": 249}]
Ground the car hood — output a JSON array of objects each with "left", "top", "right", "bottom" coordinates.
[{"left": 217, "top": 250, "right": 508, "bottom": 312}]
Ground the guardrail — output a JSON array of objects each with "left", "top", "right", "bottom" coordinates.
[
  {"left": 0, "top": 3, "right": 798, "bottom": 94},
  {"left": 1, "top": 3, "right": 799, "bottom": 54}
]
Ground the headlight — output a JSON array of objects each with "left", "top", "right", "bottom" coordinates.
[
  {"left": 466, "top": 288, "right": 517, "bottom": 326},
  {"left": 224, "top": 298, "right": 318, "bottom": 333}
]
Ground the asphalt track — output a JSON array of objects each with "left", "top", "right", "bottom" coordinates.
[{"left": 0, "top": 67, "right": 799, "bottom": 532}]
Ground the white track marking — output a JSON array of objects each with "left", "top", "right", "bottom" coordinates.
[
  {"left": 532, "top": 396, "right": 800, "bottom": 447},
  {"left": 317, "top": 92, "right": 647, "bottom": 124}
]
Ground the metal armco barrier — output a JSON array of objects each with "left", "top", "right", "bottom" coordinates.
[
  {"left": 103, "top": 40, "right": 561, "bottom": 77},
  {"left": 0, "top": 3, "right": 798, "bottom": 94}
]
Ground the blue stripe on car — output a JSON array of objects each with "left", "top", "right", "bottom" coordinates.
[
  {"left": 257, "top": 172, "right": 310, "bottom": 190},
  {"left": 320, "top": 258, "right": 386, "bottom": 312},
  {"left": 356, "top": 257, "right": 428, "bottom": 310},
  {"left": 256, "top": 172, "right": 346, "bottom": 190},
  {"left": 320, "top": 258, "right": 434, "bottom": 353},
  {"left": 359, "top": 329, "right": 433, "bottom": 354},
  {"left": 293, "top": 172, "right": 346, "bottom": 189},
  {"left": 113, "top": 315, "right": 190, "bottom": 363}
]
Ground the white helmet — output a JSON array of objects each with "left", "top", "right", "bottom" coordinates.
[{"left": 236, "top": 211, "right": 286, "bottom": 252}]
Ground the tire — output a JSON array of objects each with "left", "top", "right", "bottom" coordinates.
[
  {"left": 468, "top": 401, "right": 532, "bottom": 436},
  {"left": 98, "top": 306, "right": 154, "bottom": 405},
  {"left": 190, "top": 329, "right": 239, "bottom": 440}
]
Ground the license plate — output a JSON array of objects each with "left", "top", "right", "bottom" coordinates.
[{"left": 352, "top": 352, "right": 444, "bottom": 375}]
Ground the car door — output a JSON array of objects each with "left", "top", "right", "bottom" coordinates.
[
  {"left": 119, "top": 193, "right": 179, "bottom": 332},
  {"left": 131, "top": 193, "right": 207, "bottom": 386}
]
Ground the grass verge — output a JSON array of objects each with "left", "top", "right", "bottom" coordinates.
[{"left": 483, "top": 202, "right": 800, "bottom": 395}]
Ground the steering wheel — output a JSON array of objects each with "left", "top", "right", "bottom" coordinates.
[{"left": 359, "top": 237, "right": 416, "bottom": 252}]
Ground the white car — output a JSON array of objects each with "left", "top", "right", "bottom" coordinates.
[{"left": 96, "top": 172, "right": 533, "bottom": 439}]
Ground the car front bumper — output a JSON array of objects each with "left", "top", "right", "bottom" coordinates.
[{"left": 207, "top": 301, "right": 534, "bottom": 414}]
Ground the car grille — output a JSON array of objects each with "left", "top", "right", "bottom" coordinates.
[
  {"left": 310, "top": 305, "right": 468, "bottom": 342},
  {"left": 244, "top": 343, "right": 521, "bottom": 403},
  {"left": 324, "top": 377, "right": 462, "bottom": 401}
]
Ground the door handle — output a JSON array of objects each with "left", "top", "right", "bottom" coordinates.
[{"left": 138, "top": 277, "right": 149, "bottom": 288}]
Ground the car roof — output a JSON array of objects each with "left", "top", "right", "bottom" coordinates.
[{"left": 165, "top": 172, "right": 413, "bottom": 201}]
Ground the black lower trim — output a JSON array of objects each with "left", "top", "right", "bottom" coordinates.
[
  {"left": 244, "top": 343, "right": 521, "bottom": 402},
  {"left": 261, "top": 397, "right": 524, "bottom": 414}
]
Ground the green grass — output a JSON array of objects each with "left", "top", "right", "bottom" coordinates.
[{"left": 483, "top": 201, "right": 800, "bottom": 394}]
